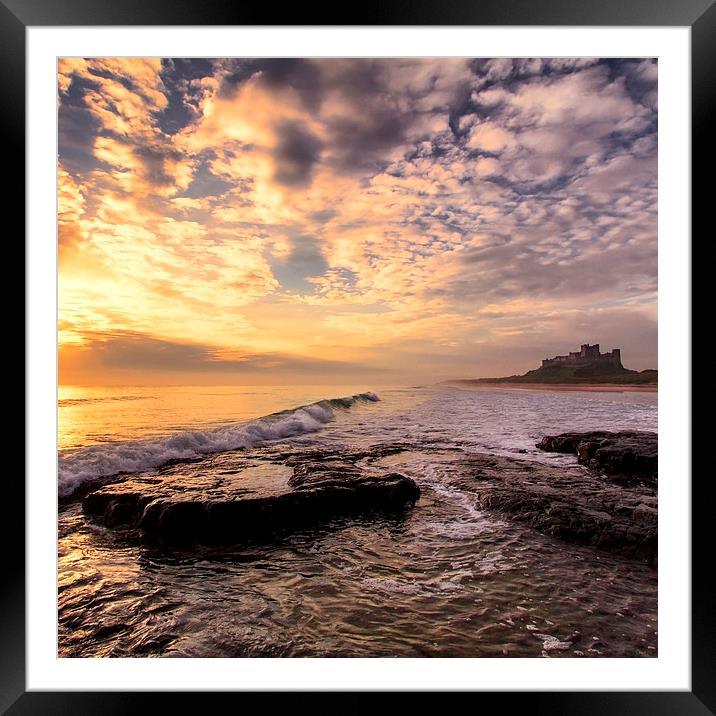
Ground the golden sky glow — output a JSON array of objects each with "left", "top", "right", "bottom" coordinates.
[{"left": 58, "top": 58, "right": 658, "bottom": 385}]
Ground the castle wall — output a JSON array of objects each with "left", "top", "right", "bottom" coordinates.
[{"left": 541, "top": 344, "right": 623, "bottom": 368}]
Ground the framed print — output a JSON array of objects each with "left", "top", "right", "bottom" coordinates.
[{"left": 9, "top": 0, "right": 709, "bottom": 712}]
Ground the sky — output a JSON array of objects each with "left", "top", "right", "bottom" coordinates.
[{"left": 58, "top": 57, "right": 658, "bottom": 386}]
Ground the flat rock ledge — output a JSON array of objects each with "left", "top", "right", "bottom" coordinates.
[
  {"left": 82, "top": 451, "right": 420, "bottom": 544},
  {"left": 463, "top": 453, "right": 657, "bottom": 566},
  {"left": 537, "top": 431, "right": 657, "bottom": 484}
]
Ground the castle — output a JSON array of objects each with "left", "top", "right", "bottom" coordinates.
[{"left": 541, "top": 344, "right": 622, "bottom": 369}]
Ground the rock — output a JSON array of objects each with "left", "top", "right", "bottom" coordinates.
[
  {"left": 632, "top": 502, "right": 658, "bottom": 526},
  {"left": 536, "top": 431, "right": 657, "bottom": 484},
  {"left": 461, "top": 453, "right": 657, "bottom": 566},
  {"left": 82, "top": 451, "right": 420, "bottom": 544}
]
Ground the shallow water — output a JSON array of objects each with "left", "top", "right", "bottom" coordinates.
[{"left": 58, "top": 384, "right": 658, "bottom": 658}]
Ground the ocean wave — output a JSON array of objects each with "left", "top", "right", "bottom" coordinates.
[
  {"left": 58, "top": 391, "right": 379, "bottom": 498},
  {"left": 59, "top": 395, "right": 154, "bottom": 407}
]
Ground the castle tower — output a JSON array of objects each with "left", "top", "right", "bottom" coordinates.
[
  {"left": 542, "top": 344, "right": 622, "bottom": 369},
  {"left": 580, "top": 343, "right": 600, "bottom": 359}
]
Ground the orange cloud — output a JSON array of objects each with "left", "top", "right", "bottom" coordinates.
[{"left": 57, "top": 58, "right": 659, "bottom": 383}]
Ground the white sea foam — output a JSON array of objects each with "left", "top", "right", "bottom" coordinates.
[
  {"left": 58, "top": 392, "right": 379, "bottom": 498},
  {"left": 532, "top": 633, "right": 573, "bottom": 651},
  {"left": 362, "top": 577, "right": 423, "bottom": 595}
]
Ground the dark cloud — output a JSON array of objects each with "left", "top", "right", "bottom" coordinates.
[
  {"left": 272, "top": 121, "right": 322, "bottom": 187},
  {"left": 157, "top": 58, "right": 214, "bottom": 135},
  {"left": 223, "top": 60, "right": 471, "bottom": 175},
  {"left": 91, "top": 333, "right": 218, "bottom": 371},
  {"left": 133, "top": 143, "right": 184, "bottom": 186},
  {"left": 59, "top": 332, "right": 369, "bottom": 376},
  {"left": 326, "top": 109, "right": 411, "bottom": 173},
  {"left": 254, "top": 59, "right": 324, "bottom": 111},
  {"left": 218, "top": 58, "right": 324, "bottom": 111},
  {"left": 447, "top": 81, "right": 474, "bottom": 135},
  {"left": 321, "top": 62, "right": 430, "bottom": 172},
  {"left": 58, "top": 75, "right": 105, "bottom": 176},
  {"left": 622, "top": 60, "right": 658, "bottom": 110}
]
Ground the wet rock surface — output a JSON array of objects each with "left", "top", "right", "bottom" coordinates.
[
  {"left": 537, "top": 431, "right": 657, "bottom": 484},
  {"left": 82, "top": 445, "right": 420, "bottom": 544},
  {"left": 81, "top": 434, "right": 658, "bottom": 566},
  {"left": 461, "top": 453, "right": 657, "bottom": 566}
]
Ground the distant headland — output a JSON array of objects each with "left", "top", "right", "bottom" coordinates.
[{"left": 450, "top": 343, "right": 657, "bottom": 389}]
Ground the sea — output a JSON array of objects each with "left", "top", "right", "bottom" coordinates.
[{"left": 58, "top": 383, "right": 658, "bottom": 658}]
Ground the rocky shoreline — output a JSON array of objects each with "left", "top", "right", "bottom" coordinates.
[
  {"left": 537, "top": 431, "right": 657, "bottom": 485},
  {"left": 79, "top": 430, "right": 657, "bottom": 567},
  {"left": 82, "top": 446, "right": 420, "bottom": 544},
  {"left": 461, "top": 430, "right": 658, "bottom": 566}
]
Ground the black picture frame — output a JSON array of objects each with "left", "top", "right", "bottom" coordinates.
[{"left": 7, "top": 0, "right": 707, "bottom": 712}]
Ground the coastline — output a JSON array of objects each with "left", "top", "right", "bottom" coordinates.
[
  {"left": 444, "top": 380, "right": 657, "bottom": 393},
  {"left": 59, "top": 384, "right": 658, "bottom": 658}
]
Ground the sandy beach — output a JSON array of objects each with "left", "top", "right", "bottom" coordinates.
[{"left": 446, "top": 381, "right": 658, "bottom": 393}]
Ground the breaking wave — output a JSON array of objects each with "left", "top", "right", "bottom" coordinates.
[{"left": 58, "top": 392, "right": 379, "bottom": 498}]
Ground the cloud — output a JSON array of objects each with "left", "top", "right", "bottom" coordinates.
[
  {"left": 59, "top": 331, "right": 387, "bottom": 383},
  {"left": 272, "top": 121, "right": 323, "bottom": 187},
  {"left": 58, "top": 58, "right": 659, "bottom": 382},
  {"left": 467, "top": 122, "right": 513, "bottom": 152},
  {"left": 58, "top": 166, "right": 85, "bottom": 226},
  {"left": 249, "top": 58, "right": 324, "bottom": 111}
]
